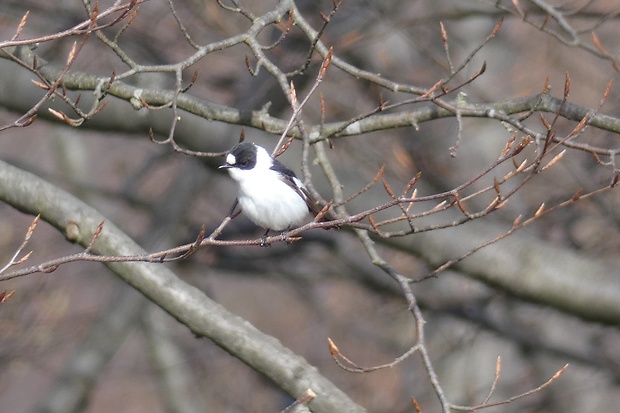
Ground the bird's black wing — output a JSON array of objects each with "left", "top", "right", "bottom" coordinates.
[{"left": 271, "top": 159, "right": 322, "bottom": 215}]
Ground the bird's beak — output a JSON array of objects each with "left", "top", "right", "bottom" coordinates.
[{"left": 219, "top": 164, "right": 231, "bottom": 169}]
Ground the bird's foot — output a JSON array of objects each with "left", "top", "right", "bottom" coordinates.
[
  {"left": 260, "top": 230, "right": 271, "bottom": 247},
  {"left": 280, "top": 232, "right": 302, "bottom": 244},
  {"left": 259, "top": 236, "right": 272, "bottom": 247},
  {"left": 280, "top": 231, "right": 290, "bottom": 244}
]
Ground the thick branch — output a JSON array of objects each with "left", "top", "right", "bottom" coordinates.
[
  {"left": 384, "top": 220, "right": 620, "bottom": 325},
  {"left": 2, "top": 46, "right": 620, "bottom": 146},
  {"left": 0, "top": 159, "right": 366, "bottom": 413}
]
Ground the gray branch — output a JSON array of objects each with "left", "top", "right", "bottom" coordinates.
[
  {"left": 0, "top": 159, "right": 366, "bottom": 413},
  {"left": 2, "top": 45, "right": 620, "bottom": 145},
  {"left": 384, "top": 220, "right": 620, "bottom": 325}
]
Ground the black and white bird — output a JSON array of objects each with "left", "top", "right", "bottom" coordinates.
[{"left": 220, "top": 142, "right": 320, "bottom": 238}]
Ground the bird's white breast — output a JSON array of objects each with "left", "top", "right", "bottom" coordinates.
[{"left": 230, "top": 167, "right": 309, "bottom": 231}]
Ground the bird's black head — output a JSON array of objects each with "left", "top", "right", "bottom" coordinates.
[{"left": 221, "top": 142, "right": 257, "bottom": 170}]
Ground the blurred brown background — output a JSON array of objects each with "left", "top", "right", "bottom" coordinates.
[{"left": 0, "top": 1, "right": 619, "bottom": 412}]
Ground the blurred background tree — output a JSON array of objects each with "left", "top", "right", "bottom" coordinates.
[{"left": 0, "top": 1, "right": 619, "bottom": 412}]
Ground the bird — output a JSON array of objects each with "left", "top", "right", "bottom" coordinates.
[{"left": 219, "top": 142, "right": 321, "bottom": 243}]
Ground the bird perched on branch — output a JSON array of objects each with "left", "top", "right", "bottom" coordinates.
[{"left": 220, "top": 142, "right": 321, "bottom": 243}]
